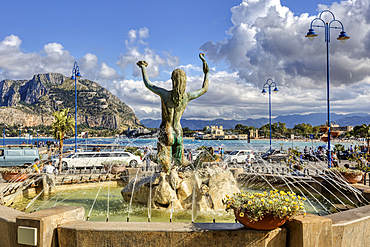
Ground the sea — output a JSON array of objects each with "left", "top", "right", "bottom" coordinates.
[{"left": 1, "top": 136, "right": 362, "bottom": 153}]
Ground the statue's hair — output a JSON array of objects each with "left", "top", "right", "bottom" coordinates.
[{"left": 171, "top": 69, "right": 187, "bottom": 105}]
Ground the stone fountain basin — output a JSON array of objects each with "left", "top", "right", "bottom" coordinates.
[{"left": 2, "top": 204, "right": 370, "bottom": 247}]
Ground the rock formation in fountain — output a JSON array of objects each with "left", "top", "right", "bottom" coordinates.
[
  {"left": 121, "top": 166, "right": 240, "bottom": 210},
  {"left": 136, "top": 53, "right": 209, "bottom": 173}
]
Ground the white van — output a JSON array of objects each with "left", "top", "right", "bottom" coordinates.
[
  {"left": 224, "top": 150, "right": 255, "bottom": 164},
  {"left": 0, "top": 147, "right": 40, "bottom": 167},
  {"left": 52, "top": 151, "right": 142, "bottom": 170}
]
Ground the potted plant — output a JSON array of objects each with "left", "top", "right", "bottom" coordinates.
[
  {"left": 321, "top": 134, "right": 328, "bottom": 142},
  {"left": 330, "top": 131, "right": 340, "bottom": 138},
  {"left": 222, "top": 190, "right": 306, "bottom": 230},
  {"left": 0, "top": 167, "right": 28, "bottom": 182},
  {"left": 330, "top": 167, "right": 364, "bottom": 184}
]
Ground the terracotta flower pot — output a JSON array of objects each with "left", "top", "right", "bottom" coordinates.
[
  {"left": 1, "top": 172, "right": 28, "bottom": 182},
  {"left": 320, "top": 126, "right": 329, "bottom": 132},
  {"left": 330, "top": 131, "right": 340, "bottom": 138},
  {"left": 234, "top": 209, "right": 287, "bottom": 230},
  {"left": 321, "top": 135, "right": 328, "bottom": 142},
  {"left": 342, "top": 173, "right": 363, "bottom": 184}
]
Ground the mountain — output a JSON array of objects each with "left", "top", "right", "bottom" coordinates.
[
  {"left": 0, "top": 73, "right": 141, "bottom": 129},
  {"left": 335, "top": 116, "right": 370, "bottom": 126},
  {"left": 140, "top": 118, "right": 267, "bottom": 130},
  {"left": 274, "top": 113, "right": 369, "bottom": 128},
  {"left": 141, "top": 113, "right": 370, "bottom": 130}
]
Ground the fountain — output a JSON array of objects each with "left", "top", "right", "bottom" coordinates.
[{"left": 1, "top": 55, "right": 370, "bottom": 246}]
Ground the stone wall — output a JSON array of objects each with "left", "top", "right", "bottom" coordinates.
[
  {"left": 0, "top": 206, "right": 26, "bottom": 247},
  {"left": 2, "top": 204, "right": 370, "bottom": 247},
  {"left": 325, "top": 204, "right": 370, "bottom": 247},
  {"left": 58, "top": 222, "right": 286, "bottom": 247}
]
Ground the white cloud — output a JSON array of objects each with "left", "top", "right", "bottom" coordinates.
[
  {"left": 117, "top": 27, "right": 180, "bottom": 78},
  {"left": 43, "top": 43, "right": 65, "bottom": 56},
  {"left": 2, "top": 35, "right": 22, "bottom": 47},
  {"left": 138, "top": 27, "right": 149, "bottom": 39},
  {"left": 99, "top": 62, "right": 118, "bottom": 79},
  {"left": 80, "top": 53, "right": 99, "bottom": 70},
  {"left": 201, "top": 0, "right": 370, "bottom": 88},
  {"left": 196, "top": 0, "right": 370, "bottom": 119},
  {"left": 0, "top": 35, "right": 118, "bottom": 88}
]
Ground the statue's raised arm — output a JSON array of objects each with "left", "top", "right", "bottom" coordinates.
[
  {"left": 187, "top": 53, "right": 209, "bottom": 101},
  {"left": 137, "top": 60, "right": 167, "bottom": 97}
]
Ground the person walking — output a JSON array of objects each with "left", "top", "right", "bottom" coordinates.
[
  {"left": 42, "top": 160, "right": 58, "bottom": 175},
  {"left": 32, "top": 158, "right": 41, "bottom": 173}
]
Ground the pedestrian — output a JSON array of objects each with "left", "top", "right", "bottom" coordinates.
[
  {"left": 332, "top": 152, "right": 339, "bottom": 167},
  {"left": 42, "top": 160, "right": 57, "bottom": 175},
  {"left": 299, "top": 153, "right": 304, "bottom": 164},
  {"left": 245, "top": 155, "right": 252, "bottom": 167},
  {"left": 32, "top": 158, "right": 40, "bottom": 173},
  {"left": 46, "top": 140, "right": 51, "bottom": 151}
]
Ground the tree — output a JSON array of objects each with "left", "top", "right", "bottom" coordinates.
[
  {"left": 351, "top": 124, "right": 370, "bottom": 153},
  {"left": 51, "top": 108, "right": 75, "bottom": 173},
  {"left": 259, "top": 122, "right": 286, "bottom": 138},
  {"left": 293, "top": 123, "right": 313, "bottom": 138},
  {"left": 275, "top": 122, "right": 288, "bottom": 138},
  {"left": 234, "top": 124, "right": 255, "bottom": 134}
]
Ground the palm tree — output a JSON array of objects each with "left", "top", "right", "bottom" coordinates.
[{"left": 51, "top": 108, "right": 75, "bottom": 173}]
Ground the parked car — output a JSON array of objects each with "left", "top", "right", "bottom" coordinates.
[
  {"left": 0, "top": 147, "right": 39, "bottom": 167},
  {"left": 260, "top": 149, "right": 288, "bottom": 162},
  {"left": 52, "top": 151, "right": 142, "bottom": 170},
  {"left": 224, "top": 150, "right": 255, "bottom": 164}
]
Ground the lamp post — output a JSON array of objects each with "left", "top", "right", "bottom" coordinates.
[
  {"left": 305, "top": 10, "right": 350, "bottom": 168},
  {"left": 261, "top": 78, "right": 278, "bottom": 152},
  {"left": 70, "top": 62, "right": 82, "bottom": 153},
  {"left": 3, "top": 125, "right": 5, "bottom": 147}
]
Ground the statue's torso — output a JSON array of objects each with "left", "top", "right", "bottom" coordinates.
[{"left": 159, "top": 92, "right": 188, "bottom": 144}]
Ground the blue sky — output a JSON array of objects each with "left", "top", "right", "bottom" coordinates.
[{"left": 1, "top": 0, "right": 370, "bottom": 122}]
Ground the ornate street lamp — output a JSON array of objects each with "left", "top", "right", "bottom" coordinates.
[
  {"left": 262, "top": 78, "right": 278, "bottom": 152},
  {"left": 305, "top": 10, "right": 349, "bottom": 168},
  {"left": 70, "top": 62, "right": 82, "bottom": 153},
  {"left": 3, "top": 125, "right": 6, "bottom": 147},
  {"left": 19, "top": 128, "right": 21, "bottom": 145}
]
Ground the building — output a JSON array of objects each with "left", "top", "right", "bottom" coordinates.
[
  {"left": 126, "top": 127, "right": 151, "bottom": 136},
  {"left": 331, "top": 124, "right": 353, "bottom": 133},
  {"left": 205, "top": 126, "right": 224, "bottom": 136}
]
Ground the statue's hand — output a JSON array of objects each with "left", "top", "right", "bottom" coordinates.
[
  {"left": 199, "top": 53, "right": 209, "bottom": 74},
  {"left": 199, "top": 53, "right": 206, "bottom": 62},
  {"left": 137, "top": 61, "right": 148, "bottom": 68}
]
